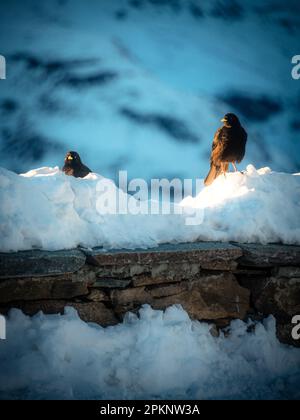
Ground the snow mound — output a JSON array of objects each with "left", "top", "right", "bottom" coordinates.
[
  {"left": 0, "top": 164, "right": 300, "bottom": 252},
  {"left": 0, "top": 305, "right": 299, "bottom": 400}
]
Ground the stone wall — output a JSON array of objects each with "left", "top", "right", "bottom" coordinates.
[{"left": 0, "top": 242, "right": 300, "bottom": 346}]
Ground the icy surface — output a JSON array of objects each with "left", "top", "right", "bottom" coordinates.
[
  {"left": 0, "top": 305, "right": 299, "bottom": 400},
  {"left": 0, "top": 165, "right": 300, "bottom": 252}
]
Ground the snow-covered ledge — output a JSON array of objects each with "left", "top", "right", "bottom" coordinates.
[{"left": 0, "top": 242, "right": 300, "bottom": 347}]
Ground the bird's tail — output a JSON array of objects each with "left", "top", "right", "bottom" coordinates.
[{"left": 204, "top": 163, "right": 228, "bottom": 186}]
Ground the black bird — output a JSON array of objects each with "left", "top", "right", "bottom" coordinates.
[
  {"left": 204, "top": 113, "right": 247, "bottom": 186},
  {"left": 62, "top": 151, "right": 92, "bottom": 178}
]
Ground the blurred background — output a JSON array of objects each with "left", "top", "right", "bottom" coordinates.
[{"left": 0, "top": 0, "right": 299, "bottom": 182}]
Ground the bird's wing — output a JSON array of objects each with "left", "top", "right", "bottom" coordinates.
[
  {"left": 243, "top": 128, "right": 248, "bottom": 144},
  {"left": 210, "top": 128, "right": 225, "bottom": 164},
  {"left": 236, "top": 127, "right": 248, "bottom": 163},
  {"left": 211, "top": 128, "right": 222, "bottom": 151}
]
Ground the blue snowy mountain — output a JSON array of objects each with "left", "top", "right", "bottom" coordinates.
[{"left": 0, "top": 0, "right": 299, "bottom": 180}]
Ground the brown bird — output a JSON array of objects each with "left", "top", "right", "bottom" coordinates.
[
  {"left": 204, "top": 113, "right": 247, "bottom": 186},
  {"left": 62, "top": 151, "right": 92, "bottom": 178}
]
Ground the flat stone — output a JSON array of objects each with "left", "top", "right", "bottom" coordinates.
[
  {"left": 0, "top": 270, "right": 91, "bottom": 303},
  {"left": 96, "top": 265, "right": 131, "bottom": 278},
  {"left": 148, "top": 282, "right": 189, "bottom": 298},
  {"left": 86, "top": 242, "right": 242, "bottom": 270},
  {"left": 0, "top": 249, "right": 86, "bottom": 279},
  {"left": 132, "top": 262, "right": 200, "bottom": 287},
  {"left": 0, "top": 301, "right": 118, "bottom": 326},
  {"left": 132, "top": 274, "right": 179, "bottom": 287},
  {"left": 93, "top": 278, "right": 132, "bottom": 288},
  {"left": 237, "top": 244, "right": 300, "bottom": 267},
  {"left": 200, "top": 260, "right": 239, "bottom": 270}
]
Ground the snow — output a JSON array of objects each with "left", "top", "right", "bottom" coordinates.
[
  {"left": 0, "top": 305, "right": 299, "bottom": 400},
  {"left": 0, "top": 164, "right": 300, "bottom": 252}
]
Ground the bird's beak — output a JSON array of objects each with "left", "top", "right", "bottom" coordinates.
[
  {"left": 67, "top": 156, "right": 73, "bottom": 160},
  {"left": 221, "top": 118, "right": 226, "bottom": 123}
]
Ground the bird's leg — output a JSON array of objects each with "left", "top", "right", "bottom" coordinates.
[{"left": 233, "top": 162, "right": 245, "bottom": 174}]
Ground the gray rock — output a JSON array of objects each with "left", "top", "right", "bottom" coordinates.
[
  {"left": 93, "top": 278, "right": 132, "bottom": 288},
  {"left": 209, "top": 324, "right": 220, "bottom": 338},
  {"left": 276, "top": 322, "right": 300, "bottom": 348},
  {"left": 276, "top": 266, "right": 300, "bottom": 278},
  {"left": 86, "top": 242, "right": 242, "bottom": 270},
  {"left": 237, "top": 244, "right": 300, "bottom": 267},
  {"left": 0, "top": 249, "right": 86, "bottom": 279},
  {"left": 96, "top": 265, "right": 131, "bottom": 278}
]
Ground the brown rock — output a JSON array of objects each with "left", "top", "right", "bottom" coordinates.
[
  {"left": 113, "top": 273, "right": 250, "bottom": 321},
  {"left": 249, "top": 277, "right": 300, "bottom": 318},
  {"left": 111, "top": 286, "right": 152, "bottom": 307},
  {"left": 1, "top": 300, "right": 118, "bottom": 326},
  {"left": 71, "top": 266, "right": 97, "bottom": 285},
  {"left": 200, "top": 260, "right": 238, "bottom": 270},
  {"left": 151, "top": 274, "right": 249, "bottom": 320},
  {"left": 70, "top": 302, "right": 118, "bottom": 326},
  {"left": 240, "top": 275, "right": 300, "bottom": 352},
  {"left": 132, "top": 274, "right": 170, "bottom": 287},
  {"left": 0, "top": 270, "right": 91, "bottom": 304},
  {"left": 132, "top": 262, "right": 200, "bottom": 287},
  {"left": 148, "top": 282, "right": 189, "bottom": 298},
  {"left": 86, "top": 289, "right": 109, "bottom": 302}
]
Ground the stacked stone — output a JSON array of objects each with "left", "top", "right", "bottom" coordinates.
[{"left": 0, "top": 242, "right": 299, "bottom": 346}]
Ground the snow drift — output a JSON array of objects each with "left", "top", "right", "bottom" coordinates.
[
  {"left": 0, "top": 165, "right": 300, "bottom": 252},
  {"left": 0, "top": 305, "right": 299, "bottom": 400}
]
